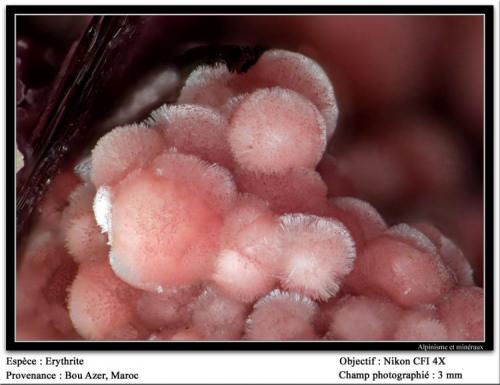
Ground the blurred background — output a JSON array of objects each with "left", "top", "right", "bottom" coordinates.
[{"left": 16, "top": 15, "right": 485, "bottom": 284}]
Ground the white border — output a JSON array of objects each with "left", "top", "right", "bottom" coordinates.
[{"left": 1, "top": 2, "right": 499, "bottom": 384}]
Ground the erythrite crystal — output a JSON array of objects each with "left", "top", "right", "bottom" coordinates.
[
  {"left": 149, "top": 104, "right": 233, "bottom": 167},
  {"left": 68, "top": 261, "right": 138, "bottom": 340},
  {"left": 245, "top": 289, "right": 319, "bottom": 340},
  {"left": 190, "top": 286, "right": 248, "bottom": 340},
  {"left": 438, "top": 286, "right": 484, "bottom": 340},
  {"left": 178, "top": 49, "right": 339, "bottom": 140},
  {"left": 241, "top": 49, "right": 339, "bottom": 139},
  {"left": 352, "top": 235, "right": 455, "bottom": 307},
  {"left": 178, "top": 63, "right": 235, "bottom": 108},
  {"left": 326, "top": 295, "right": 401, "bottom": 340},
  {"left": 393, "top": 310, "right": 448, "bottom": 341},
  {"left": 110, "top": 168, "right": 219, "bottom": 291},
  {"left": 229, "top": 87, "right": 326, "bottom": 174},
  {"left": 279, "top": 214, "right": 356, "bottom": 300},
  {"left": 91, "top": 124, "right": 165, "bottom": 187}
]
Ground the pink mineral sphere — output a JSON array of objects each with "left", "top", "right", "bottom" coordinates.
[
  {"left": 177, "top": 63, "right": 235, "bottom": 108},
  {"left": 68, "top": 261, "right": 138, "bottom": 340},
  {"left": 90, "top": 124, "right": 165, "bottom": 187},
  {"left": 393, "top": 310, "right": 448, "bottom": 341},
  {"left": 245, "top": 290, "right": 319, "bottom": 341},
  {"left": 190, "top": 286, "right": 249, "bottom": 340},
  {"left": 353, "top": 235, "right": 455, "bottom": 307},
  {"left": 110, "top": 168, "right": 219, "bottom": 291},
  {"left": 149, "top": 104, "right": 233, "bottom": 167},
  {"left": 228, "top": 87, "right": 326, "bottom": 174},
  {"left": 326, "top": 295, "right": 401, "bottom": 340},
  {"left": 241, "top": 49, "right": 339, "bottom": 139},
  {"left": 279, "top": 214, "right": 356, "bottom": 300}
]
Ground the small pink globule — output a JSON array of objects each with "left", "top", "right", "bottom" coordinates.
[
  {"left": 212, "top": 249, "right": 277, "bottom": 303},
  {"left": 241, "top": 49, "right": 339, "bottom": 139},
  {"left": 90, "top": 124, "right": 165, "bottom": 187},
  {"left": 353, "top": 235, "right": 455, "bottom": 307},
  {"left": 438, "top": 286, "right": 484, "bottom": 340},
  {"left": 64, "top": 213, "right": 108, "bottom": 263},
  {"left": 279, "top": 214, "right": 356, "bottom": 301},
  {"left": 244, "top": 290, "right": 319, "bottom": 341},
  {"left": 149, "top": 104, "right": 233, "bottom": 167},
  {"left": 190, "top": 286, "right": 248, "bottom": 340},
  {"left": 110, "top": 168, "right": 219, "bottom": 291},
  {"left": 228, "top": 87, "right": 326, "bottom": 174},
  {"left": 177, "top": 63, "right": 234, "bottom": 109},
  {"left": 68, "top": 261, "right": 138, "bottom": 340},
  {"left": 393, "top": 310, "right": 448, "bottom": 341},
  {"left": 326, "top": 295, "right": 401, "bottom": 340}
]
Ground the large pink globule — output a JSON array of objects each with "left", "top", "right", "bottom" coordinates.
[
  {"left": 326, "top": 295, "right": 401, "bottom": 340},
  {"left": 245, "top": 290, "right": 319, "bottom": 340},
  {"left": 279, "top": 214, "right": 356, "bottom": 300},
  {"left": 68, "top": 261, "right": 139, "bottom": 340},
  {"left": 110, "top": 168, "right": 219, "bottom": 291},
  {"left": 352, "top": 235, "right": 455, "bottom": 307}
]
